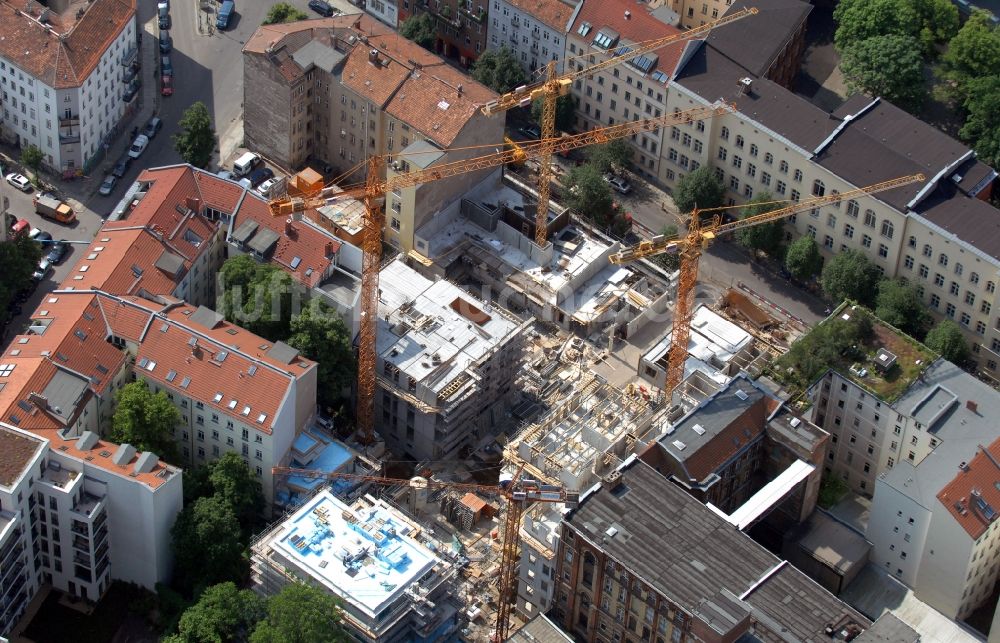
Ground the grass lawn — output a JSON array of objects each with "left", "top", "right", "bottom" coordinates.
[{"left": 22, "top": 582, "right": 144, "bottom": 643}]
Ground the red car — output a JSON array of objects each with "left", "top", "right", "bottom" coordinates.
[{"left": 161, "top": 74, "right": 173, "bottom": 96}]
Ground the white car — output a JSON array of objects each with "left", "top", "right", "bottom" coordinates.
[
  {"left": 5, "top": 172, "right": 31, "bottom": 192},
  {"left": 256, "top": 177, "right": 279, "bottom": 197},
  {"left": 128, "top": 134, "right": 150, "bottom": 159},
  {"left": 603, "top": 173, "right": 632, "bottom": 195}
]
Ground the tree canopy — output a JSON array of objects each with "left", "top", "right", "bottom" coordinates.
[
  {"left": 167, "top": 582, "right": 265, "bottom": 643},
  {"left": 587, "top": 140, "right": 632, "bottom": 174},
  {"left": 959, "top": 75, "right": 1000, "bottom": 168},
  {"left": 833, "top": 0, "right": 921, "bottom": 52},
  {"left": 875, "top": 279, "right": 929, "bottom": 338},
  {"left": 250, "top": 583, "right": 347, "bottom": 643},
  {"left": 0, "top": 236, "right": 42, "bottom": 323},
  {"left": 530, "top": 94, "right": 578, "bottom": 133},
  {"left": 735, "top": 192, "right": 784, "bottom": 256},
  {"left": 399, "top": 13, "right": 436, "bottom": 50},
  {"left": 924, "top": 319, "right": 970, "bottom": 364},
  {"left": 21, "top": 144, "right": 43, "bottom": 177},
  {"left": 111, "top": 381, "right": 181, "bottom": 462},
  {"left": 262, "top": 2, "right": 308, "bottom": 24},
  {"left": 471, "top": 46, "right": 527, "bottom": 94},
  {"left": 840, "top": 35, "right": 925, "bottom": 111},
  {"left": 784, "top": 236, "right": 823, "bottom": 281},
  {"left": 171, "top": 496, "right": 246, "bottom": 593},
  {"left": 821, "top": 249, "right": 881, "bottom": 307},
  {"left": 672, "top": 166, "right": 723, "bottom": 214},
  {"left": 218, "top": 255, "right": 300, "bottom": 341},
  {"left": 287, "top": 302, "right": 355, "bottom": 406},
  {"left": 940, "top": 10, "right": 1000, "bottom": 95},
  {"left": 173, "top": 102, "right": 216, "bottom": 169},
  {"left": 774, "top": 311, "right": 875, "bottom": 389},
  {"left": 563, "top": 164, "right": 614, "bottom": 223},
  {"left": 207, "top": 453, "right": 265, "bottom": 536}
]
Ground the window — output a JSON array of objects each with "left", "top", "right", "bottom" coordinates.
[
  {"left": 863, "top": 210, "right": 876, "bottom": 228},
  {"left": 775, "top": 180, "right": 786, "bottom": 195},
  {"left": 812, "top": 179, "right": 825, "bottom": 196},
  {"left": 846, "top": 200, "right": 860, "bottom": 218},
  {"left": 961, "top": 312, "right": 971, "bottom": 327},
  {"left": 747, "top": 163, "right": 756, "bottom": 178},
  {"left": 946, "top": 303, "right": 956, "bottom": 318},
  {"left": 976, "top": 321, "right": 986, "bottom": 335},
  {"left": 824, "top": 235, "right": 833, "bottom": 249},
  {"left": 965, "top": 290, "right": 975, "bottom": 304},
  {"left": 761, "top": 171, "right": 771, "bottom": 186},
  {"left": 793, "top": 169, "right": 803, "bottom": 182},
  {"left": 989, "top": 281, "right": 996, "bottom": 294},
  {"left": 844, "top": 224, "right": 855, "bottom": 239},
  {"left": 878, "top": 243, "right": 888, "bottom": 258},
  {"left": 881, "top": 220, "right": 894, "bottom": 239},
  {"left": 971, "top": 272, "right": 980, "bottom": 284},
  {"left": 930, "top": 294, "right": 940, "bottom": 308},
  {"left": 779, "top": 160, "right": 788, "bottom": 173},
  {"left": 955, "top": 262, "right": 964, "bottom": 276},
  {"left": 934, "top": 273, "right": 945, "bottom": 287},
  {"left": 720, "top": 126, "right": 729, "bottom": 140},
  {"left": 827, "top": 213, "right": 836, "bottom": 228},
  {"left": 806, "top": 225, "right": 816, "bottom": 238},
  {"left": 939, "top": 253, "right": 949, "bottom": 267},
  {"left": 861, "top": 234, "right": 871, "bottom": 248},
  {"left": 735, "top": 135, "right": 744, "bottom": 148},
  {"left": 732, "top": 155, "right": 742, "bottom": 169},
  {"left": 718, "top": 146, "right": 727, "bottom": 161},
  {"left": 982, "top": 301, "right": 991, "bottom": 315},
  {"left": 790, "top": 189, "right": 800, "bottom": 202},
  {"left": 904, "top": 255, "right": 913, "bottom": 269},
  {"left": 919, "top": 264, "right": 928, "bottom": 278}
]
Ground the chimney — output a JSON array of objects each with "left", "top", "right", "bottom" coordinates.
[
  {"left": 325, "top": 241, "right": 336, "bottom": 258},
  {"left": 185, "top": 197, "right": 202, "bottom": 213},
  {"left": 457, "top": 83, "right": 463, "bottom": 96},
  {"left": 738, "top": 77, "right": 753, "bottom": 96},
  {"left": 624, "top": 9, "right": 631, "bottom": 18},
  {"left": 960, "top": 461, "right": 970, "bottom": 472},
  {"left": 285, "top": 218, "right": 295, "bottom": 236},
  {"left": 967, "top": 400, "right": 978, "bottom": 413},
  {"left": 368, "top": 48, "right": 380, "bottom": 66}
]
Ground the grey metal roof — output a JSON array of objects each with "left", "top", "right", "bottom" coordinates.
[
  {"left": 154, "top": 250, "right": 185, "bottom": 277},
  {"left": 42, "top": 369, "right": 90, "bottom": 423},
  {"left": 292, "top": 40, "right": 344, "bottom": 73},
  {"left": 266, "top": 340, "right": 299, "bottom": 364},
  {"left": 705, "top": 0, "right": 812, "bottom": 79},
  {"left": 792, "top": 510, "right": 871, "bottom": 574},
  {"left": 247, "top": 227, "right": 280, "bottom": 256},
  {"left": 232, "top": 219, "right": 259, "bottom": 244},
  {"left": 189, "top": 305, "right": 224, "bottom": 330},
  {"left": 565, "top": 459, "right": 868, "bottom": 639},
  {"left": 913, "top": 189, "right": 1000, "bottom": 262},
  {"left": 659, "top": 375, "right": 765, "bottom": 463},
  {"left": 507, "top": 614, "right": 573, "bottom": 643}
]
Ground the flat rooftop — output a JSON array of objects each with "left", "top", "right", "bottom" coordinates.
[
  {"left": 645, "top": 305, "right": 753, "bottom": 367},
  {"left": 0, "top": 423, "right": 44, "bottom": 488},
  {"left": 377, "top": 260, "right": 522, "bottom": 393},
  {"left": 269, "top": 490, "right": 439, "bottom": 619}
]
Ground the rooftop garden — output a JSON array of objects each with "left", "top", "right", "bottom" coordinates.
[{"left": 771, "top": 303, "right": 936, "bottom": 403}]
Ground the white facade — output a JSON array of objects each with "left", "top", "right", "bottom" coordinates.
[
  {"left": 364, "top": 0, "right": 399, "bottom": 28},
  {"left": 0, "top": 11, "right": 137, "bottom": 171},
  {"left": 487, "top": 0, "right": 573, "bottom": 75}
]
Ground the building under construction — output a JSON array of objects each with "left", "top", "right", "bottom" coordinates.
[{"left": 376, "top": 259, "right": 532, "bottom": 461}]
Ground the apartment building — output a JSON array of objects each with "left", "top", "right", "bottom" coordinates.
[
  {"left": 362, "top": 0, "right": 399, "bottom": 28},
  {"left": 553, "top": 456, "right": 874, "bottom": 642},
  {"left": 251, "top": 488, "right": 462, "bottom": 642},
  {"left": 397, "top": 0, "right": 489, "bottom": 65},
  {"left": 486, "top": 0, "right": 576, "bottom": 75},
  {"left": 243, "top": 17, "right": 503, "bottom": 252},
  {"left": 376, "top": 259, "right": 529, "bottom": 460},
  {"left": 0, "top": 0, "right": 139, "bottom": 172}
]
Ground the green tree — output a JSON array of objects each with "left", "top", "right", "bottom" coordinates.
[
  {"left": 219, "top": 256, "right": 299, "bottom": 341},
  {"left": 672, "top": 166, "right": 724, "bottom": 214},
  {"left": 0, "top": 236, "right": 41, "bottom": 323},
  {"left": 913, "top": 0, "right": 960, "bottom": 51},
  {"left": 734, "top": 192, "right": 784, "bottom": 256},
  {"left": 940, "top": 11, "right": 1000, "bottom": 97},
  {"left": 784, "top": 236, "right": 823, "bottom": 281},
  {"left": 171, "top": 496, "right": 246, "bottom": 593},
  {"left": 111, "top": 381, "right": 181, "bottom": 461},
  {"left": 875, "top": 278, "right": 929, "bottom": 337},
  {"left": 399, "top": 13, "right": 436, "bottom": 50},
  {"left": 821, "top": 249, "right": 881, "bottom": 307},
  {"left": 208, "top": 453, "right": 265, "bottom": 536},
  {"left": 170, "top": 582, "right": 265, "bottom": 643},
  {"left": 250, "top": 583, "right": 347, "bottom": 643},
  {"left": 833, "top": 0, "right": 920, "bottom": 52},
  {"left": 924, "top": 319, "right": 970, "bottom": 364},
  {"left": 587, "top": 140, "right": 632, "bottom": 174},
  {"left": 563, "top": 164, "right": 614, "bottom": 223},
  {"left": 959, "top": 75, "right": 1000, "bottom": 168},
  {"left": 288, "top": 302, "right": 356, "bottom": 406},
  {"left": 470, "top": 46, "right": 527, "bottom": 94},
  {"left": 174, "top": 102, "right": 216, "bottom": 169},
  {"left": 840, "top": 35, "right": 925, "bottom": 111},
  {"left": 20, "top": 144, "right": 43, "bottom": 179},
  {"left": 262, "top": 2, "right": 308, "bottom": 23},
  {"left": 530, "top": 94, "right": 578, "bottom": 133}
]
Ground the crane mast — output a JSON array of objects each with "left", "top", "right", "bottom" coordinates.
[{"left": 609, "top": 173, "right": 926, "bottom": 395}]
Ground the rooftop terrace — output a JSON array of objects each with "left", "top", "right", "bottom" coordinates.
[{"left": 773, "top": 303, "right": 934, "bottom": 403}]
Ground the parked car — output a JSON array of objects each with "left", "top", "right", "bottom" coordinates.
[
  {"left": 161, "top": 75, "right": 174, "bottom": 96},
  {"left": 246, "top": 167, "right": 274, "bottom": 188},
  {"left": 238, "top": 177, "right": 252, "bottom": 190},
  {"left": 603, "top": 173, "right": 632, "bottom": 194},
  {"left": 159, "top": 30, "right": 172, "bottom": 53},
  {"left": 143, "top": 117, "right": 163, "bottom": 139},
  {"left": 308, "top": 0, "right": 335, "bottom": 16},
  {"left": 33, "top": 193, "right": 76, "bottom": 224},
  {"left": 46, "top": 240, "right": 68, "bottom": 264},
  {"left": 112, "top": 154, "right": 131, "bottom": 178},
  {"left": 32, "top": 231, "right": 53, "bottom": 245},
  {"left": 32, "top": 258, "right": 52, "bottom": 282},
  {"left": 518, "top": 124, "right": 541, "bottom": 139},
  {"left": 216, "top": 0, "right": 234, "bottom": 29},
  {"left": 5, "top": 172, "right": 31, "bottom": 192},
  {"left": 99, "top": 175, "right": 117, "bottom": 196},
  {"left": 161, "top": 55, "right": 172, "bottom": 76},
  {"left": 159, "top": 14, "right": 171, "bottom": 30},
  {"left": 128, "top": 134, "right": 150, "bottom": 159},
  {"left": 256, "top": 177, "right": 279, "bottom": 197},
  {"left": 10, "top": 218, "right": 29, "bottom": 238},
  {"left": 216, "top": 170, "right": 234, "bottom": 181}
]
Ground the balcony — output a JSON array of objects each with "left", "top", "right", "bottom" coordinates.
[
  {"left": 72, "top": 535, "right": 90, "bottom": 552},
  {"left": 71, "top": 492, "right": 105, "bottom": 519},
  {"left": 74, "top": 551, "right": 92, "bottom": 567},
  {"left": 122, "top": 44, "right": 138, "bottom": 67}
]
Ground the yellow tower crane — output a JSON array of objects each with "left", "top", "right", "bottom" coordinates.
[
  {"left": 269, "top": 103, "right": 732, "bottom": 445},
  {"left": 609, "top": 174, "right": 926, "bottom": 395},
  {"left": 481, "top": 7, "right": 758, "bottom": 246}
]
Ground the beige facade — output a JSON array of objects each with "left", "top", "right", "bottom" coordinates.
[{"left": 661, "top": 0, "right": 732, "bottom": 28}]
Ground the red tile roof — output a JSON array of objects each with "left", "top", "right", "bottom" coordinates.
[
  {"left": 33, "top": 427, "right": 176, "bottom": 490},
  {"left": 0, "top": 0, "right": 136, "bottom": 89},
  {"left": 937, "top": 439, "right": 1000, "bottom": 540},
  {"left": 507, "top": 0, "right": 576, "bottom": 31},
  {"left": 568, "top": 0, "right": 685, "bottom": 77},
  {"left": 192, "top": 171, "right": 246, "bottom": 214}
]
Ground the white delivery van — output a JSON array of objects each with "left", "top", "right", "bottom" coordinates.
[{"left": 233, "top": 152, "right": 261, "bottom": 177}]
